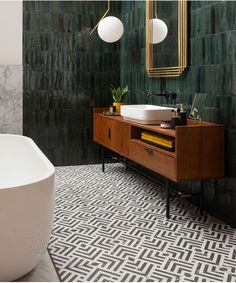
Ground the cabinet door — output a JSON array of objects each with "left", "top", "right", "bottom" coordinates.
[
  {"left": 94, "top": 114, "right": 129, "bottom": 157},
  {"left": 109, "top": 120, "right": 129, "bottom": 156},
  {"left": 93, "top": 114, "right": 105, "bottom": 145}
]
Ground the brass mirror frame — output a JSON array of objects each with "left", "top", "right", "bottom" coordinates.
[{"left": 146, "top": 0, "right": 187, "bottom": 77}]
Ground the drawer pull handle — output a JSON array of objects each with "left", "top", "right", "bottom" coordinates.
[
  {"left": 108, "top": 128, "right": 111, "bottom": 139},
  {"left": 144, "top": 147, "right": 154, "bottom": 154}
]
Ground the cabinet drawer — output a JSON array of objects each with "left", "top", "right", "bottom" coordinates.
[{"left": 129, "top": 140, "right": 176, "bottom": 181}]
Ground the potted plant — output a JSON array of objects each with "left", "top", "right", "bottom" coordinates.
[{"left": 110, "top": 85, "right": 128, "bottom": 114}]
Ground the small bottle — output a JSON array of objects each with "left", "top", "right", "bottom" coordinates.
[
  {"left": 171, "top": 110, "right": 180, "bottom": 129},
  {"left": 179, "top": 103, "right": 187, "bottom": 126},
  {"left": 109, "top": 105, "right": 116, "bottom": 113}
]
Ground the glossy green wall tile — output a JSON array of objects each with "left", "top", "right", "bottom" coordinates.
[{"left": 23, "top": 1, "right": 121, "bottom": 166}]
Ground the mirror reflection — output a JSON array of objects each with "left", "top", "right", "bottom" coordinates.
[{"left": 151, "top": 1, "right": 178, "bottom": 68}]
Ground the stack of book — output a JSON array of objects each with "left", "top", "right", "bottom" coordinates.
[{"left": 141, "top": 131, "right": 175, "bottom": 151}]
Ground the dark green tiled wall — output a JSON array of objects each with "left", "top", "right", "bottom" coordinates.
[
  {"left": 120, "top": 1, "right": 236, "bottom": 227},
  {"left": 23, "top": 1, "right": 120, "bottom": 165}
]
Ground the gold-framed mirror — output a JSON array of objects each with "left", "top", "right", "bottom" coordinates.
[{"left": 146, "top": 0, "right": 188, "bottom": 77}]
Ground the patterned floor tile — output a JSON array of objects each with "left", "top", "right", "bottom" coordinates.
[{"left": 48, "top": 163, "right": 236, "bottom": 282}]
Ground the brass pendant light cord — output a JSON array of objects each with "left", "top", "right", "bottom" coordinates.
[
  {"left": 154, "top": 0, "right": 157, "bottom": 19},
  {"left": 90, "top": 0, "right": 110, "bottom": 35}
]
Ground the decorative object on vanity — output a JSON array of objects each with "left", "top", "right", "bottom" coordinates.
[
  {"left": 90, "top": 0, "right": 124, "bottom": 43},
  {"left": 103, "top": 111, "right": 120, "bottom": 116},
  {"left": 102, "top": 105, "right": 120, "bottom": 116},
  {"left": 170, "top": 104, "right": 187, "bottom": 129},
  {"left": 160, "top": 120, "right": 171, "bottom": 129},
  {"left": 146, "top": 0, "right": 187, "bottom": 77},
  {"left": 110, "top": 85, "right": 128, "bottom": 114},
  {"left": 189, "top": 93, "right": 208, "bottom": 121}
]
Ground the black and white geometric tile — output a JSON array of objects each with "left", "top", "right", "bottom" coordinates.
[{"left": 48, "top": 163, "right": 236, "bottom": 282}]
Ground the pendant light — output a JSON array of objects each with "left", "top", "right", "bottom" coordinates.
[
  {"left": 149, "top": 2, "right": 168, "bottom": 44},
  {"left": 90, "top": 0, "right": 124, "bottom": 43}
]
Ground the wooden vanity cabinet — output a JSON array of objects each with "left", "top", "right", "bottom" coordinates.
[
  {"left": 93, "top": 108, "right": 224, "bottom": 218},
  {"left": 94, "top": 108, "right": 224, "bottom": 181}
]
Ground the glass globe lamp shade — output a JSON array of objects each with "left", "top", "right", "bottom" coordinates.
[
  {"left": 98, "top": 16, "right": 124, "bottom": 43},
  {"left": 149, "top": 18, "right": 168, "bottom": 44}
]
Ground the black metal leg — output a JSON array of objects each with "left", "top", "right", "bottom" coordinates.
[
  {"left": 166, "top": 178, "right": 170, "bottom": 219},
  {"left": 125, "top": 158, "right": 129, "bottom": 172},
  {"left": 101, "top": 146, "right": 105, "bottom": 172},
  {"left": 200, "top": 180, "right": 204, "bottom": 215}
]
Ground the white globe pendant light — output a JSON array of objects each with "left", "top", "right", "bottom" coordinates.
[
  {"left": 149, "top": 18, "right": 168, "bottom": 44},
  {"left": 90, "top": 1, "right": 124, "bottom": 43},
  {"left": 98, "top": 16, "right": 124, "bottom": 43}
]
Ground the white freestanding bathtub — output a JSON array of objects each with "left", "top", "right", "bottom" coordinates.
[{"left": 0, "top": 134, "right": 55, "bottom": 281}]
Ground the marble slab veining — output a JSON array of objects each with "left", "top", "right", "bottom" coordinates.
[{"left": 0, "top": 65, "right": 22, "bottom": 135}]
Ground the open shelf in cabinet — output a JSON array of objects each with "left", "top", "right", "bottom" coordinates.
[{"left": 130, "top": 125, "right": 176, "bottom": 155}]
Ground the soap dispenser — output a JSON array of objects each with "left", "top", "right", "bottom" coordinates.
[
  {"left": 170, "top": 109, "right": 180, "bottom": 129},
  {"left": 179, "top": 103, "right": 187, "bottom": 126}
]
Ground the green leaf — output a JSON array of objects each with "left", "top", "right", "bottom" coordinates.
[{"left": 110, "top": 85, "right": 128, "bottom": 102}]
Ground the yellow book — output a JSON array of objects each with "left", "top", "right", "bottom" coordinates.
[
  {"left": 142, "top": 131, "right": 174, "bottom": 145},
  {"left": 141, "top": 135, "right": 174, "bottom": 147},
  {"left": 141, "top": 132, "right": 174, "bottom": 147},
  {"left": 141, "top": 136, "right": 174, "bottom": 149}
]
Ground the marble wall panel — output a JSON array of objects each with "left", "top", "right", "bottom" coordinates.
[{"left": 0, "top": 65, "right": 22, "bottom": 134}]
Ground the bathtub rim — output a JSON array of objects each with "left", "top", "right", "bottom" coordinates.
[{"left": 0, "top": 134, "right": 55, "bottom": 190}]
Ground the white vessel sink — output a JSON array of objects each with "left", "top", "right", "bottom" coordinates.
[{"left": 120, "top": 104, "right": 175, "bottom": 125}]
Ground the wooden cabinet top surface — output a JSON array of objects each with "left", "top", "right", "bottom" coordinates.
[{"left": 94, "top": 108, "right": 224, "bottom": 138}]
